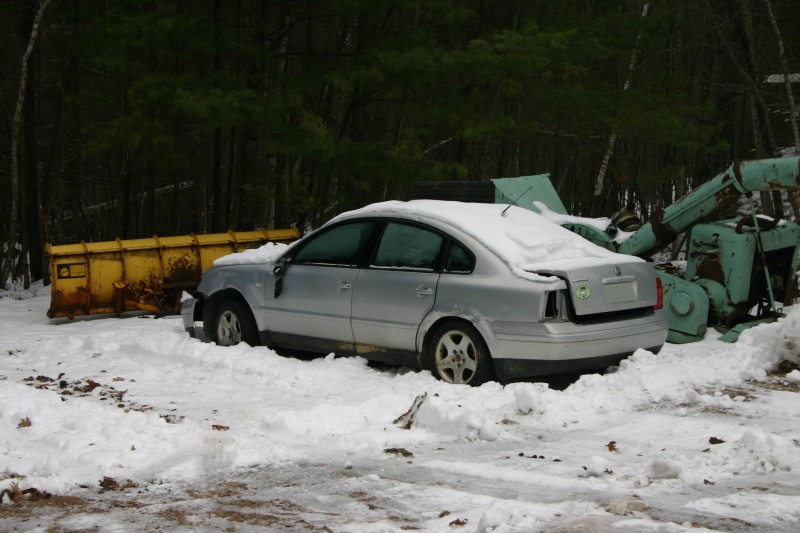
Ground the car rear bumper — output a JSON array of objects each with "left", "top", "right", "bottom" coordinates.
[{"left": 488, "top": 311, "right": 668, "bottom": 379}]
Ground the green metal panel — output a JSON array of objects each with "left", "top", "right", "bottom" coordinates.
[
  {"left": 492, "top": 174, "right": 568, "bottom": 215},
  {"left": 491, "top": 158, "right": 800, "bottom": 343},
  {"left": 619, "top": 157, "right": 800, "bottom": 258},
  {"left": 561, "top": 223, "right": 617, "bottom": 251},
  {"left": 686, "top": 221, "right": 800, "bottom": 307},
  {"left": 656, "top": 269, "right": 710, "bottom": 343},
  {"left": 682, "top": 219, "right": 800, "bottom": 331}
]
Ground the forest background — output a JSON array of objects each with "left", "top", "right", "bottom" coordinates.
[{"left": 2, "top": 0, "right": 800, "bottom": 287}]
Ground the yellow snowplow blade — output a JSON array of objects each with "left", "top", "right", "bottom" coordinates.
[{"left": 46, "top": 228, "right": 300, "bottom": 318}]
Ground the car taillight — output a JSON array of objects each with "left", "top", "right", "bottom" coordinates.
[{"left": 654, "top": 277, "right": 663, "bottom": 310}]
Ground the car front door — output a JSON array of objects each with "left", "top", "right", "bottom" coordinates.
[
  {"left": 351, "top": 221, "right": 444, "bottom": 364},
  {"left": 264, "top": 220, "right": 379, "bottom": 355}
]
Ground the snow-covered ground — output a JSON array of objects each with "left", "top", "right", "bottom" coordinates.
[{"left": 1, "top": 284, "right": 799, "bottom": 532}]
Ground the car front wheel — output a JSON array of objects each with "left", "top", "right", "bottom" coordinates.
[
  {"left": 213, "top": 300, "right": 259, "bottom": 347},
  {"left": 427, "top": 320, "right": 495, "bottom": 386}
]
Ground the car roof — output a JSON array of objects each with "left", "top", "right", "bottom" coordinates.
[{"left": 333, "top": 200, "right": 644, "bottom": 280}]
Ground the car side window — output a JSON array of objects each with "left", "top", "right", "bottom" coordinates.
[
  {"left": 372, "top": 222, "right": 443, "bottom": 270},
  {"left": 292, "top": 221, "right": 377, "bottom": 266},
  {"left": 444, "top": 241, "right": 474, "bottom": 274}
]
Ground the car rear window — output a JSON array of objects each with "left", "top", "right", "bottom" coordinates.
[
  {"left": 373, "top": 222, "right": 443, "bottom": 270},
  {"left": 444, "top": 242, "right": 474, "bottom": 273}
]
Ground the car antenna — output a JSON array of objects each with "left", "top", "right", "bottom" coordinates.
[{"left": 501, "top": 185, "right": 533, "bottom": 216}]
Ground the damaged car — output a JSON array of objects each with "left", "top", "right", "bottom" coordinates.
[{"left": 182, "top": 200, "right": 668, "bottom": 385}]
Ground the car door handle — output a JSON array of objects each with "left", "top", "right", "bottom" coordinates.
[
  {"left": 335, "top": 281, "right": 352, "bottom": 291},
  {"left": 414, "top": 286, "right": 434, "bottom": 297}
]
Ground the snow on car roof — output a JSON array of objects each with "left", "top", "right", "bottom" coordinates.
[
  {"left": 341, "top": 200, "right": 643, "bottom": 280},
  {"left": 215, "top": 200, "right": 643, "bottom": 276}
]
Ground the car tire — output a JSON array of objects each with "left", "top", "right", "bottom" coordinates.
[
  {"left": 409, "top": 181, "right": 496, "bottom": 203},
  {"left": 211, "top": 299, "right": 260, "bottom": 347},
  {"left": 425, "top": 320, "right": 495, "bottom": 386}
]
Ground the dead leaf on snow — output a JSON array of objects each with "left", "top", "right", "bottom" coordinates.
[
  {"left": 99, "top": 477, "right": 120, "bottom": 490},
  {"left": 99, "top": 476, "right": 138, "bottom": 491},
  {"left": 709, "top": 437, "right": 725, "bottom": 445},
  {"left": 449, "top": 518, "right": 468, "bottom": 527},
  {"left": 3, "top": 482, "right": 22, "bottom": 503},
  {"left": 607, "top": 441, "right": 619, "bottom": 452},
  {"left": 113, "top": 377, "right": 126, "bottom": 382},
  {"left": 75, "top": 379, "right": 101, "bottom": 393},
  {"left": 20, "top": 487, "right": 51, "bottom": 501},
  {"left": 384, "top": 448, "right": 413, "bottom": 458},
  {"left": 212, "top": 424, "right": 230, "bottom": 431},
  {"left": 17, "top": 417, "right": 31, "bottom": 428}
]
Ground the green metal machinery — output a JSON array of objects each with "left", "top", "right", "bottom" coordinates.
[{"left": 493, "top": 157, "right": 800, "bottom": 343}]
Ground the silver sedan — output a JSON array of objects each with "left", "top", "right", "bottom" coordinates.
[{"left": 183, "top": 201, "right": 668, "bottom": 385}]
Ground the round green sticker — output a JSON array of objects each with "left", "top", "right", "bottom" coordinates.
[{"left": 575, "top": 286, "right": 591, "bottom": 299}]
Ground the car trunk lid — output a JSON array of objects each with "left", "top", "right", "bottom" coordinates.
[{"left": 531, "top": 262, "right": 658, "bottom": 316}]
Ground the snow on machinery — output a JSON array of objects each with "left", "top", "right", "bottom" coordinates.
[{"left": 492, "top": 157, "right": 800, "bottom": 343}]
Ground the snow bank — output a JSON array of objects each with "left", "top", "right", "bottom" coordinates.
[
  {"left": 2, "top": 287, "right": 800, "bottom": 531},
  {"left": 510, "top": 307, "right": 800, "bottom": 430},
  {"left": 413, "top": 394, "right": 498, "bottom": 441},
  {"left": 686, "top": 493, "right": 800, "bottom": 527}
]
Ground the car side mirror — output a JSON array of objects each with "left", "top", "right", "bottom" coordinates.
[{"left": 273, "top": 258, "right": 289, "bottom": 298}]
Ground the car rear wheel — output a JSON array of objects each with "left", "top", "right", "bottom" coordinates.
[
  {"left": 427, "top": 320, "right": 495, "bottom": 385},
  {"left": 213, "top": 299, "right": 259, "bottom": 347}
]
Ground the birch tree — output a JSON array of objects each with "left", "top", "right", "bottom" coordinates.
[
  {"left": 1, "top": 0, "right": 52, "bottom": 289},
  {"left": 593, "top": 2, "right": 651, "bottom": 200},
  {"left": 763, "top": 0, "right": 800, "bottom": 154}
]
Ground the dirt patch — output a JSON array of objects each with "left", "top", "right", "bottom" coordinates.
[
  {"left": 755, "top": 379, "right": 800, "bottom": 393},
  {"left": 0, "top": 480, "right": 341, "bottom": 532},
  {"left": 156, "top": 507, "right": 196, "bottom": 527},
  {"left": 717, "top": 388, "right": 756, "bottom": 401},
  {"left": 762, "top": 361, "right": 800, "bottom": 392},
  {"left": 0, "top": 494, "right": 88, "bottom": 518}
]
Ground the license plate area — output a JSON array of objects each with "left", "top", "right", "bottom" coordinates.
[{"left": 604, "top": 281, "right": 636, "bottom": 304}]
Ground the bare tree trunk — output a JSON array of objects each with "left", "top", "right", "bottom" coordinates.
[
  {"left": 763, "top": 0, "right": 800, "bottom": 154},
  {"left": 211, "top": 0, "right": 223, "bottom": 232},
  {"left": 593, "top": 2, "right": 650, "bottom": 199},
  {"left": 22, "top": 0, "right": 43, "bottom": 287},
  {"left": 704, "top": 0, "right": 777, "bottom": 155},
  {"left": 761, "top": 0, "right": 799, "bottom": 221},
  {"left": 2, "top": 0, "right": 52, "bottom": 289}
]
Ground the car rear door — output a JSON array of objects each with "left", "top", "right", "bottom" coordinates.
[{"left": 351, "top": 221, "right": 444, "bottom": 363}]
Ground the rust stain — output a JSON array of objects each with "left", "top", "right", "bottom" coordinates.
[
  {"left": 48, "top": 287, "right": 89, "bottom": 317},
  {"left": 648, "top": 210, "right": 677, "bottom": 252},
  {"left": 165, "top": 255, "right": 200, "bottom": 284},
  {"left": 710, "top": 186, "right": 740, "bottom": 221},
  {"left": 732, "top": 161, "right": 744, "bottom": 188},
  {"left": 692, "top": 244, "right": 725, "bottom": 283}
]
